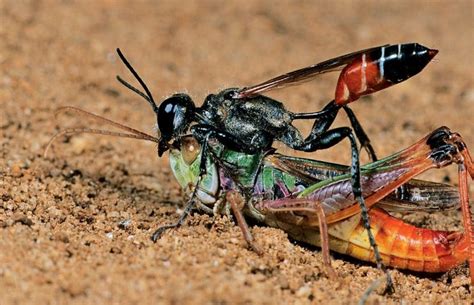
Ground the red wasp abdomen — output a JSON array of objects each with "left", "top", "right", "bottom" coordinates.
[{"left": 335, "top": 43, "right": 438, "bottom": 105}]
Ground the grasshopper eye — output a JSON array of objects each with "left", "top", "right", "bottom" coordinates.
[{"left": 181, "top": 137, "right": 201, "bottom": 165}]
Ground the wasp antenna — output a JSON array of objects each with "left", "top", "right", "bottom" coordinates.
[
  {"left": 116, "top": 48, "right": 159, "bottom": 113},
  {"left": 116, "top": 75, "right": 151, "bottom": 103}
]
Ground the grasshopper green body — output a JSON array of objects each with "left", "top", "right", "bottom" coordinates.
[{"left": 168, "top": 128, "right": 472, "bottom": 274}]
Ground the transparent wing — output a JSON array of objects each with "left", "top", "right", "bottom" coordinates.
[{"left": 235, "top": 45, "right": 388, "bottom": 98}]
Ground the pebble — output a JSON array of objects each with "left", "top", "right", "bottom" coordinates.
[
  {"left": 5, "top": 219, "right": 14, "bottom": 227},
  {"left": 277, "top": 274, "right": 290, "bottom": 289},
  {"left": 118, "top": 219, "right": 131, "bottom": 229},
  {"left": 13, "top": 213, "right": 33, "bottom": 226},
  {"left": 10, "top": 163, "right": 22, "bottom": 177},
  {"left": 295, "top": 285, "right": 312, "bottom": 298},
  {"left": 71, "top": 137, "right": 90, "bottom": 154},
  {"left": 107, "top": 211, "right": 120, "bottom": 219},
  {"left": 54, "top": 231, "right": 70, "bottom": 243},
  {"left": 110, "top": 247, "right": 122, "bottom": 254}
]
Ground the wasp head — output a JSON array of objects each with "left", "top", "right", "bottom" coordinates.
[
  {"left": 157, "top": 94, "right": 196, "bottom": 156},
  {"left": 116, "top": 48, "right": 197, "bottom": 157}
]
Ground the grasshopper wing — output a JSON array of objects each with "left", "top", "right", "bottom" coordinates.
[{"left": 266, "top": 154, "right": 460, "bottom": 216}]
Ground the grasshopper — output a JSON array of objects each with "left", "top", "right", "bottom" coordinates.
[{"left": 46, "top": 107, "right": 474, "bottom": 290}]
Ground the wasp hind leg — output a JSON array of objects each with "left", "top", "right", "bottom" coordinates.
[
  {"left": 292, "top": 100, "right": 378, "bottom": 161},
  {"left": 343, "top": 105, "right": 377, "bottom": 161}
]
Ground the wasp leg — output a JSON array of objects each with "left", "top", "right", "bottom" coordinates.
[
  {"left": 292, "top": 100, "right": 378, "bottom": 161},
  {"left": 343, "top": 105, "right": 377, "bottom": 161},
  {"left": 343, "top": 104, "right": 404, "bottom": 212},
  {"left": 226, "top": 191, "right": 262, "bottom": 255}
]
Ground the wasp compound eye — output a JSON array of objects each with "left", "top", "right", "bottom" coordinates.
[
  {"left": 158, "top": 94, "right": 196, "bottom": 139},
  {"left": 223, "top": 90, "right": 237, "bottom": 100}
]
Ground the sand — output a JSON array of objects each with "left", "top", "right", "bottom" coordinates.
[{"left": 1, "top": 1, "right": 473, "bottom": 304}]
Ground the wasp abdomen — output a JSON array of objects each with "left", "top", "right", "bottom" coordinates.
[{"left": 335, "top": 43, "right": 438, "bottom": 105}]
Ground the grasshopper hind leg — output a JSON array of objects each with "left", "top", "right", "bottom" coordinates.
[
  {"left": 257, "top": 198, "right": 336, "bottom": 279},
  {"left": 453, "top": 132, "right": 474, "bottom": 284}
]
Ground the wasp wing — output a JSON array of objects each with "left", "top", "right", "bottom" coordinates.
[{"left": 235, "top": 45, "right": 388, "bottom": 99}]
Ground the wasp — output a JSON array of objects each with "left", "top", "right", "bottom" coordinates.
[{"left": 118, "top": 43, "right": 438, "bottom": 159}]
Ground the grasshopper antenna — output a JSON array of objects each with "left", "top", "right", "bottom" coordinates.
[
  {"left": 116, "top": 48, "right": 159, "bottom": 113},
  {"left": 44, "top": 107, "right": 159, "bottom": 158}
]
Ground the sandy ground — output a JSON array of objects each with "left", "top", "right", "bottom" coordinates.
[{"left": 1, "top": 1, "right": 473, "bottom": 304}]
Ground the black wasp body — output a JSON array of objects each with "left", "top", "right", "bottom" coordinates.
[
  {"left": 141, "top": 43, "right": 438, "bottom": 161},
  {"left": 196, "top": 88, "right": 301, "bottom": 153},
  {"left": 160, "top": 86, "right": 342, "bottom": 160},
  {"left": 201, "top": 89, "right": 288, "bottom": 148}
]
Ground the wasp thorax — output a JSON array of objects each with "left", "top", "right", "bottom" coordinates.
[{"left": 181, "top": 136, "right": 201, "bottom": 165}]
